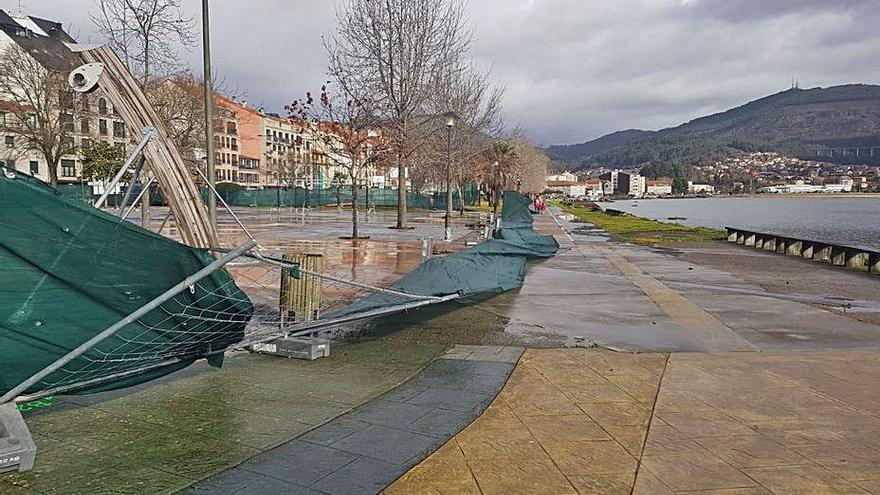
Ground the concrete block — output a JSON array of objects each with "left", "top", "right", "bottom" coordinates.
[
  {"left": 802, "top": 243, "right": 814, "bottom": 259},
  {"left": 831, "top": 246, "right": 847, "bottom": 266},
  {"left": 814, "top": 245, "right": 832, "bottom": 262},
  {"left": 870, "top": 253, "right": 880, "bottom": 274},
  {"left": 786, "top": 241, "right": 803, "bottom": 257},
  {"left": 764, "top": 237, "right": 777, "bottom": 251},
  {"left": 251, "top": 337, "right": 330, "bottom": 361},
  {"left": 736, "top": 232, "right": 745, "bottom": 244},
  {"left": 845, "top": 251, "right": 870, "bottom": 272},
  {"left": 776, "top": 239, "right": 787, "bottom": 255},
  {"left": 0, "top": 403, "right": 36, "bottom": 473},
  {"left": 727, "top": 230, "right": 738, "bottom": 242},
  {"left": 754, "top": 235, "right": 765, "bottom": 249},
  {"left": 744, "top": 233, "right": 756, "bottom": 247}
]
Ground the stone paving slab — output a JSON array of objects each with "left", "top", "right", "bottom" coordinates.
[
  {"left": 389, "top": 348, "right": 880, "bottom": 495},
  {"left": 0, "top": 341, "right": 445, "bottom": 495},
  {"left": 183, "top": 345, "right": 523, "bottom": 495}
]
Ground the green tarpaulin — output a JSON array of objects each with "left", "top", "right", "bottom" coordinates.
[
  {"left": 330, "top": 192, "right": 559, "bottom": 316},
  {"left": 0, "top": 170, "right": 253, "bottom": 398}
]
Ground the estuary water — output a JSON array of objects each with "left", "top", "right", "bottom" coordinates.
[{"left": 605, "top": 197, "right": 880, "bottom": 250}]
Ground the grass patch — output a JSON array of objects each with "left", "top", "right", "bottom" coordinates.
[{"left": 557, "top": 202, "right": 726, "bottom": 245}]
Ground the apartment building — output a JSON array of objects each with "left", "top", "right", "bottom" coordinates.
[
  {"left": 0, "top": 11, "right": 130, "bottom": 184},
  {"left": 212, "top": 106, "right": 240, "bottom": 184},
  {"left": 216, "top": 96, "right": 262, "bottom": 186}
]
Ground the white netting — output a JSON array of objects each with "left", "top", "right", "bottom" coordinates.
[{"left": 15, "top": 247, "right": 445, "bottom": 401}]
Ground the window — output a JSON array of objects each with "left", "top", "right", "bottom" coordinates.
[
  {"left": 226, "top": 121, "right": 237, "bottom": 134},
  {"left": 231, "top": 138, "right": 238, "bottom": 151},
  {"left": 63, "top": 137, "right": 75, "bottom": 150},
  {"left": 60, "top": 113, "right": 74, "bottom": 132},
  {"left": 98, "top": 98, "right": 108, "bottom": 115},
  {"left": 113, "top": 121, "right": 126, "bottom": 138},
  {"left": 80, "top": 118, "right": 90, "bottom": 134},
  {"left": 0, "top": 113, "right": 5, "bottom": 127},
  {"left": 81, "top": 138, "right": 91, "bottom": 150},
  {"left": 25, "top": 114, "right": 36, "bottom": 127},
  {"left": 5, "top": 136, "right": 13, "bottom": 148},
  {"left": 99, "top": 119, "right": 108, "bottom": 136},
  {"left": 29, "top": 161, "right": 38, "bottom": 175},
  {"left": 61, "top": 159, "right": 76, "bottom": 178}
]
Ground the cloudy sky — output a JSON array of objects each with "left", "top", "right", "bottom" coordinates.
[{"left": 6, "top": 0, "right": 879, "bottom": 145}]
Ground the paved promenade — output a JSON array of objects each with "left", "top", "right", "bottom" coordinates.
[
  {"left": 389, "top": 348, "right": 880, "bottom": 494},
  {"left": 5, "top": 207, "right": 880, "bottom": 494}
]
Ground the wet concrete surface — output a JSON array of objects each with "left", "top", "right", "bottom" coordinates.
[
  {"left": 185, "top": 346, "right": 521, "bottom": 495},
  {"left": 474, "top": 208, "right": 880, "bottom": 352}
]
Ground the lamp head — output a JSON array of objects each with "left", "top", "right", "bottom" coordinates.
[{"left": 443, "top": 111, "right": 458, "bottom": 128}]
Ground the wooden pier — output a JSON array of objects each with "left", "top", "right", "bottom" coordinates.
[{"left": 726, "top": 227, "right": 880, "bottom": 274}]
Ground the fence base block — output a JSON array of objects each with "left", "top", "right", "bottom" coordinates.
[
  {"left": 251, "top": 337, "right": 330, "bottom": 361},
  {"left": 0, "top": 403, "right": 36, "bottom": 473}
]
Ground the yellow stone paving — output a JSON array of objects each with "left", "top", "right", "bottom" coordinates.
[
  {"left": 386, "top": 349, "right": 667, "bottom": 494},
  {"left": 387, "top": 349, "right": 880, "bottom": 495}
]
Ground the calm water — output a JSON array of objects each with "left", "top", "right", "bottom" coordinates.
[{"left": 606, "top": 197, "right": 880, "bottom": 250}]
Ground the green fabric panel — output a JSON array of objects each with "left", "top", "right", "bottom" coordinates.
[
  {"left": 330, "top": 191, "right": 558, "bottom": 317},
  {"left": 0, "top": 170, "right": 253, "bottom": 397},
  {"left": 199, "top": 186, "right": 479, "bottom": 209}
]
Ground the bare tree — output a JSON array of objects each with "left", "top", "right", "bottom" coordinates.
[
  {"left": 147, "top": 72, "right": 205, "bottom": 168},
  {"left": 288, "top": 84, "right": 389, "bottom": 239},
  {"left": 328, "top": 0, "right": 472, "bottom": 229},
  {"left": 91, "top": 0, "right": 195, "bottom": 88},
  {"left": 0, "top": 44, "right": 86, "bottom": 187},
  {"left": 92, "top": 0, "right": 195, "bottom": 228},
  {"left": 508, "top": 133, "right": 550, "bottom": 194},
  {"left": 418, "top": 62, "right": 504, "bottom": 212},
  {"left": 269, "top": 148, "right": 310, "bottom": 189}
]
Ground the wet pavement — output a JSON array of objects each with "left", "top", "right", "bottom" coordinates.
[
  {"left": 6, "top": 205, "right": 880, "bottom": 494},
  {"left": 485, "top": 208, "right": 880, "bottom": 352},
  {"left": 185, "top": 345, "right": 521, "bottom": 495},
  {"left": 0, "top": 341, "right": 445, "bottom": 494},
  {"left": 391, "top": 348, "right": 880, "bottom": 495}
]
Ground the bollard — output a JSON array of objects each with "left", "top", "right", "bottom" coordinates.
[{"left": 421, "top": 239, "right": 433, "bottom": 261}]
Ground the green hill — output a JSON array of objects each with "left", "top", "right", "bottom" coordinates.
[{"left": 549, "top": 84, "right": 880, "bottom": 170}]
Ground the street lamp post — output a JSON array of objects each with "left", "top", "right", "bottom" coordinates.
[
  {"left": 202, "top": 0, "right": 216, "bottom": 229},
  {"left": 443, "top": 112, "right": 457, "bottom": 242}
]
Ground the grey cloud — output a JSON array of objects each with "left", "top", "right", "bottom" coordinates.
[{"left": 4, "top": 0, "right": 879, "bottom": 146}]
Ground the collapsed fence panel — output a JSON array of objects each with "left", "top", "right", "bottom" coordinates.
[
  {"left": 326, "top": 191, "right": 559, "bottom": 319},
  {"left": 0, "top": 170, "right": 252, "bottom": 400},
  {"left": 73, "top": 45, "right": 218, "bottom": 248}
]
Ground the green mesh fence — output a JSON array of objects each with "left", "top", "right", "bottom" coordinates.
[
  {"left": 52, "top": 182, "right": 482, "bottom": 211},
  {"left": 0, "top": 170, "right": 253, "bottom": 398},
  {"left": 204, "top": 185, "right": 480, "bottom": 210}
]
